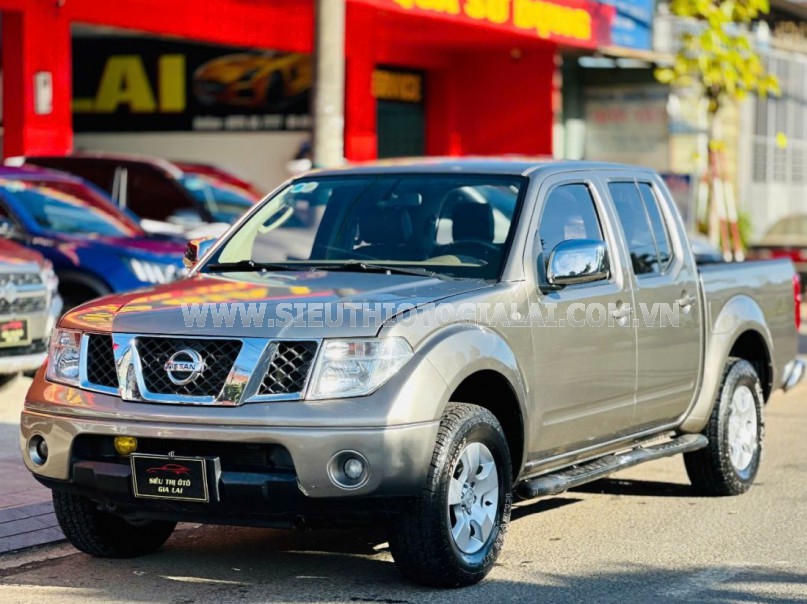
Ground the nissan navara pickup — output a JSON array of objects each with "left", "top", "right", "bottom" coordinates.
[{"left": 21, "top": 160, "right": 804, "bottom": 587}]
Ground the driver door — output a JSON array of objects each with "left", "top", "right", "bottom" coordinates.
[{"left": 526, "top": 177, "right": 638, "bottom": 459}]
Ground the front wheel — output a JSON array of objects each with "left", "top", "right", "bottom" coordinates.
[
  {"left": 684, "top": 358, "right": 764, "bottom": 496},
  {"left": 53, "top": 491, "right": 176, "bottom": 557},
  {"left": 388, "top": 403, "right": 512, "bottom": 587}
]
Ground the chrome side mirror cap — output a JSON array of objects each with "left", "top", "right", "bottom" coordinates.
[
  {"left": 183, "top": 236, "right": 217, "bottom": 270},
  {"left": 547, "top": 239, "right": 609, "bottom": 287}
]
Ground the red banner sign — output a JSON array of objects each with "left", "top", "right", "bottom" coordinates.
[{"left": 360, "top": 0, "right": 614, "bottom": 48}]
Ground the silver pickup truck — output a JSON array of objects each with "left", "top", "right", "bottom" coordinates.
[{"left": 21, "top": 160, "right": 803, "bottom": 587}]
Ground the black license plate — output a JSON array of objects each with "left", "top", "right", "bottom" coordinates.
[
  {"left": 131, "top": 454, "right": 210, "bottom": 502},
  {"left": 0, "top": 319, "right": 28, "bottom": 348}
]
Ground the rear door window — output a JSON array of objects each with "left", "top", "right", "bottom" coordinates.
[{"left": 609, "top": 182, "right": 672, "bottom": 275}]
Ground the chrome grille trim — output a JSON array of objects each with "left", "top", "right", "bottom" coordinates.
[
  {"left": 89, "top": 334, "right": 322, "bottom": 406},
  {"left": 0, "top": 271, "right": 47, "bottom": 316},
  {"left": 0, "top": 272, "right": 43, "bottom": 287},
  {"left": 79, "top": 334, "right": 120, "bottom": 396}
]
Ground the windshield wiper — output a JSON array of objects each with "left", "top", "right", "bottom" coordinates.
[
  {"left": 308, "top": 261, "right": 446, "bottom": 279},
  {"left": 205, "top": 260, "right": 297, "bottom": 273}
]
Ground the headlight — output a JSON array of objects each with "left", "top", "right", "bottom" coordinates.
[
  {"left": 125, "top": 258, "right": 183, "bottom": 284},
  {"left": 41, "top": 259, "right": 59, "bottom": 296},
  {"left": 46, "top": 329, "right": 82, "bottom": 386},
  {"left": 307, "top": 338, "right": 413, "bottom": 399}
]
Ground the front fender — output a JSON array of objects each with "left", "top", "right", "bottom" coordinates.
[
  {"left": 680, "top": 294, "right": 773, "bottom": 432},
  {"left": 411, "top": 324, "right": 530, "bottom": 450}
]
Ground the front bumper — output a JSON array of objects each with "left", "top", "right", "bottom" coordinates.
[
  {"left": 0, "top": 294, "right": 62, "bottom": 375},
  {"left": 0, "top": 349, "right": 48, "bottom": 374},
  {"left": 21, "top": 404, "right": 439, "bottom": 510},
  {"left": 782, "top": 358, "right": 805, "bottom": 392}
]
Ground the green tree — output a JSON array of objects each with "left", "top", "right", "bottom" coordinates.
[{"left": 655, "top": 0, "right": 779, "bottom": 253}]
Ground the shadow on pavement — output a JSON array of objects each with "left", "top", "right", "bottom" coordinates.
[
  {"left": 572, "top": 477, "right": 699, "bottom": 498},
  {"left": 2, "top": 528, "right": 805, "bottom": 604}
]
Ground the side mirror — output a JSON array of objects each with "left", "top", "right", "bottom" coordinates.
[
  {"left": 183, "top": 236, "right": 217, "bottom": 269},
  {"left": 546, "top": 239, "right": 609, "bottom": 287}
]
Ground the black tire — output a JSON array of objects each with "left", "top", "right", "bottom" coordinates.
[
  {"left": 57, "top": 272, "right": 111, "bottom": 311},
  {"left": 388, "top": 403, "right": 512, "bottom": 588},
  {"left": 53, "top": 491, "right": 176, "bottom": 558},
  {"left": 684, "top": 358, "right": 764, "bottom": 496}
]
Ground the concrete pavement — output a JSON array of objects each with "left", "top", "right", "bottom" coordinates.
[{"left": 0, "top": 376, "right": 62, "bottom": 555}]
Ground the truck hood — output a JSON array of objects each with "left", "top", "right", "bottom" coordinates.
[
  {"left": 61, "top": 270, "right": 493, "bottom": 338},
  {"left": 0, "top": 238, "right": 46, "bottom": 268}
]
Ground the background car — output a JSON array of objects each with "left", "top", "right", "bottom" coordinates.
[
  {"left": 6, "top": 153, "right": 252, "bottom": 231},
  {"left": 172, "top": 160, "right": 264, "bottom": 201},
  {"left": 0, "top": 238, "right": 61, "bottom": 383},
  {"left": 0, "top": 167, "right": 186, "bottom": 309},
  {"left": 747, "top": 214, "right": 807, "bottom": 288}
]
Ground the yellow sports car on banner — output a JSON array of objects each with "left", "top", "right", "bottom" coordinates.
[{"left": 192, "top": 52, "right": 312, "bottom": 110}]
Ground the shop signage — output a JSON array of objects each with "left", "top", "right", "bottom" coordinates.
[
  {"left": 372, "top": 68, "right": 424, "bottom": 103},
  {"left": 599, "top": 0, "right": 654, "bottom": 50},
  {"left": 365, "top": 0, "right": 614, "bottom": 48},
  {"left": 584, "top": 86, "right": 670, "bottom": 172},
  {"left": 72, "top": 37, "right": 312, "bottom": 133}
]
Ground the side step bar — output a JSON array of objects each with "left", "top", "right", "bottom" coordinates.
[{"left": 515, "top": 433, "right": 708, "bottom": 500}]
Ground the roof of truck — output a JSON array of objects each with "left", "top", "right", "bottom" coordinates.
[{"left": 310, "top": 157, "right": 655, "bottom": 177}]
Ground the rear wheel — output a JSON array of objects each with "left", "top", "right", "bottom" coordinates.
[
  {"left": 684, "top": 358, "right": 764, "bottom": 496},
  {"left": 53, "top": 491, "right": 176, "bottom": 557},
  {"left": 388, "top": 403, "right": 512, "bottom": 587}
]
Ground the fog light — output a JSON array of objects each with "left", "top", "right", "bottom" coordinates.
[
  {"left": 114, "top": 436, "right": 138, "bottom": 456},
  {"left": 28, "top": 435, "right": 48, "bottom": 466},
  {"left": 344, "top": 458, "right": 364, "bottom": 480},
  {"left": 327, "top": 450, "right": 369, "bottom": 490},
  {"left": 37, "top": 438, "right": 49, "bottom": 460}
]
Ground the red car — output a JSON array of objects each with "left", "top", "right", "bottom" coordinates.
[{"left": 145, "top": 463, "right": 191, "bottom": 476}]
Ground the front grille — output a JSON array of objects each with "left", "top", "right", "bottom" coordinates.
[
  {"left": 137, "top": 337, "right": 242, "bottom": 397},
  {"left": 86, "top": 334, "right": 118, "bottom": 389},
  {"left": 258, "top": 341, "right": 318, "bottom": 396},
  {"left": 0, "top": 296, "right": 46, "bottom": 315},
  {"left": 0, "top": 339, "right": 46, "bottom": 358},
  {"left": 0, "top": 273, "right": 42, "bottom": 287}
]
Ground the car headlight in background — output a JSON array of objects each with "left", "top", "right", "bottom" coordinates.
[
  {"left": 125, "top": 258, "right": 183, "bottom": 284},
  {"left": 41, "top": 259, "right": 59, "bottom": 297},
  {"left": 46, "top": 329, "right": 82, "bottom": 386},
  {"left": 307, "top": 338, "right": 413, "bottom": 399}
]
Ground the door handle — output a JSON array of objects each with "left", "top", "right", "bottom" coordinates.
[
  {"left": 611, "top": 305, "right": 631, "bottom": 319},
  {"left": 677, "top": 294, "right": 696, "bottom": 308}
]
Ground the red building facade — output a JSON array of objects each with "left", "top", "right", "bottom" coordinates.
[{"left": 1, "top": 0, "right": 614, "bottom": 161}]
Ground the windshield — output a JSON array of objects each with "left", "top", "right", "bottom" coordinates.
[
  {"left": 0, "top": 180, "right": 138, "bottom": 238},
  {"left": 27, "top": 179, "right": 144, "bottom": 235},
  {"left": 766, "top": 216, "right": 807, "bottom": 237},
  {"left": 180, "top": 175, "right": 255, "bottom": 220},
  {"left": 205, "top": 173, "right": 526, "bottom": 280}
]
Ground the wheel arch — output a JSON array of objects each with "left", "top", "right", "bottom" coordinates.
[
  {"left": 416, "top": 325, "right": 530, "bottom": 477},
  {"left": 680, "top": 293, "right": 774, "bottom": 432},
  {"left": 449, "top": 370, "right": 525, "bottom": 478},
  {"left": 727, "top": 330, "right": 772, "bottom": 401}
]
